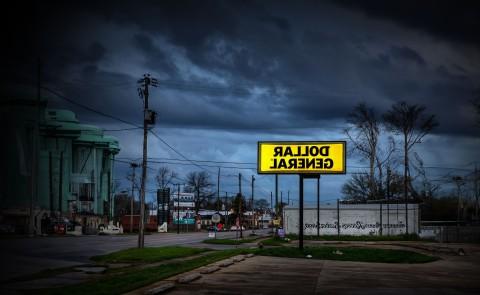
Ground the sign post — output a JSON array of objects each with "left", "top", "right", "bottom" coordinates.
[
  {"left": 211, "top": 213, "right": 221, "bottom": 239},
  {"left": 258, "top": 141, "right": 346, "bottom": 250}
]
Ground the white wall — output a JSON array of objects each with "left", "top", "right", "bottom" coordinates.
[{"left": 283, "top": 203, "right": 419, "bottom": 236}]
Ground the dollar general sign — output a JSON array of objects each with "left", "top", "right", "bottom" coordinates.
[{"left": 257, "top": 141, "right": 346, "bottom": 174}]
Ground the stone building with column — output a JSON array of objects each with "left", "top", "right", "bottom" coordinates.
[{"left": 1, "top": 97, "right": 120, "bottom": 234}]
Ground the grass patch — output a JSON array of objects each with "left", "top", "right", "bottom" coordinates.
[
  {"left": 255, "top": 246, "right": 438, "bottom": 263},
  {"left": 261, "top": 237, "right": 291, "bottom": 246},
  {"left": 40, "top": 248, "right": 253, "bottom": 295},
  {"left": 91, "top": 246, "right": 208, "bottom": 264},
  {"left": 202, "top": 237, "right": 259, "bottom": 245},
  {"left": 285, "top": 233, "right": 435, "bottom": 242},
  {"left": 5, "top": 266, "right": 78, "bottom": 283}
]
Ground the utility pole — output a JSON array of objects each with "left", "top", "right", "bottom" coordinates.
[
  {"left": 217, "top": 167, "right": 220, "bottom": 212},
  {"left": 251, "top": 175, "right": 255, "bottom": 231},
  {"left": 238, "top": 173, "right": 243, "bottom": 238},
  {"left": 475, "top": 164, "right": 479, "bottom": 221},
  {"left": 177, "top": 183, "right": 181, "bottom": 234},
  {"left": 225, "top": 192, "right": 228, "bottom": 226},
  {"left": 137, "top": 74, "right": 158, "bottom": 248},
  {"left": 251, "top": 175, "right": 255, "bottom": 211},
  {"left": 129, "top": 163, "right": 138, "bottom": 233},
  {"left": 275, "top": 174, "right": 278, "bottom": 216},
  {"left": 239, "top": 173, "right": 242, "bottom": 195}
]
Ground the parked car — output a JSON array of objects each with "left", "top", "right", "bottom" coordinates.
[
  {"left": 98, "top": 224, "right": 122, "bottom": 235},
  {"left": 230, "top": 225, "right": 246, "bottom": 231},
  {"left": 66, "top": 221, "right": 81, "bottom": 231}
]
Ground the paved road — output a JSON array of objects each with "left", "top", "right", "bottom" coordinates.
[{"left": 0, "top": 229, "right": 270, "bottom": 282}]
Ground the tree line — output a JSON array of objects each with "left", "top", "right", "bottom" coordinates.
[{"left": 342, "top": 100, "right": 479, "bottom": 222}]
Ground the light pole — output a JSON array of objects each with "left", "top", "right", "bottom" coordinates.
[{"left": 453, "top": 176, "right": 465, "bottom": 227}]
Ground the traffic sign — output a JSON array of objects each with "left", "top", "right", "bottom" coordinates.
[{"left": 211, "top": 213, "right": 221, "bottom": 223}]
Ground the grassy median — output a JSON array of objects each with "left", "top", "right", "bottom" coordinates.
[
  {"left": 260, "top": 237, "right": 291, "bottom": 246},
  {"left": 202, "top": 237, "right": 259, "bottom": 245},
  {"left": 91, "top": 246, "right": 208, "bottom": 264},
  {"left": 256, "top": 246, "right": 438, "bottom": 263},
  {"left": 285, "top": 233, "right": 435, "bottom": 242},
  {"left": 41, "top": 248, "right": 253, "bottom": 295}
]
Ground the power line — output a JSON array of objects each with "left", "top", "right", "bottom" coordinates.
[
  {"left": 147, "top": 157, "right": 256, "bottom": 165},
  {"left": 42, "top": 85, "right": 216, "bottom": 174},
  {"left": 104, "top": 127, "right": 143, "bottom": 132},
  {"left": 140, "top": 159, "right": 257, "bottom": 170},
  {"left": 41, "top": 86, "right": 142, "bottom": 128},
  {"left": 148, "top": 129, "right": 215, "bottom": 173}
]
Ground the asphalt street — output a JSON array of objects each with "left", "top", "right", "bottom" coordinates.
[{"left": 0, "top": 229, "right": 270, "bottom": 282}]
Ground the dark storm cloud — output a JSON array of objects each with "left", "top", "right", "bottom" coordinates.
[
  {"left": 3, "top": 0, "right": 480, "bottom": 138},
  {"left": 388, "top": 46, "right": 425, "bottom": 67},
  {"left": 85, "top": 42, "right": 107, "bottom": 63},
  {"left": 334, "top": 0, "right": 480, "bottom": 47},
  {"left": 3, "top": 0, "right": 478, "bottom": 202}
]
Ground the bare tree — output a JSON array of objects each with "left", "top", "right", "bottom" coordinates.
[
  {"left": 375, "top": 136, "right": 397, "bottom": 199},
  {"left": 383, "top": 101, "right": 438, "bottom": 233},
  {"left": 342, "top": 173, "right": 370, "bottom": 202},
  {"left": 411, "top": 152, "right": 440, "bottom": 200},
  {"left": 344, "top": 103, "right": 380, "bottom": 199},
  {"left": 185, "top": 171, "right": 214, "bottom": 214},
  {"left": 156, "top": 166, "right": 177, "bottom": 190}
]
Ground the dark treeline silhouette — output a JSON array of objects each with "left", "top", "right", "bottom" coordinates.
[{"left": 343, "top": 101, "right": 479, "bottom": 222}]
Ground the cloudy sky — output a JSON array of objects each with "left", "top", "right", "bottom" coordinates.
[{"left": 4, "top": 0, "right": 480, "bottom": 206}]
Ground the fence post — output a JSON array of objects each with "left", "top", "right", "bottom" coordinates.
[
  {"left": 379, "top": 203, "right": 383, "bottom": 236},
  {"left": 337, "top": 199, "right": 340, "bottom": 237}
]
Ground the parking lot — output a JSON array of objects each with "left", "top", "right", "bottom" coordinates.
[{"left": 164, "top": 245, "right": 480, "bottom": 295}]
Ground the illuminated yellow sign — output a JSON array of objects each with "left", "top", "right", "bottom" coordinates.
[{"left": 257, "top": 141, "right": 346, "bottom": 174}]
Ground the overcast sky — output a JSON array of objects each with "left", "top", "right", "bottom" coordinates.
[{"left": 4, "top": 0, "right": 480, "bottom": 206}]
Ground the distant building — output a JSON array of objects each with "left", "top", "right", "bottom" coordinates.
[
  {"left": 0, "top": 97, "right": 120, "bottom": 234},
  {"left": 283, "top": 203, "right": 420, "bottom": 236}
]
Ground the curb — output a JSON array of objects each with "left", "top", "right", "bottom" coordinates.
[
  {"left": 233, "top": 255, "right": 245, "bottom": 262},
  {"left": 128, "top": 253, "right": 256, "bottom": 294},
  {"left": 218, "top": 260, "right": 234, "bottom": 267},
  {"left": 143, "top": 282, "right": 175, "bottom": 295},
  {"left": 177, "top": 273, "right": 202, "bottom": 284},
  {"left": 200, "top": 266, "right": 221, "bottom": 274}
]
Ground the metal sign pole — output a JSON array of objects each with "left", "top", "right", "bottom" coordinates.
[
  {"left": 299, "top": 174, "right": 304, "bottom": 250},
  {"left": 317, "top": 176, "right": 320, "bottom": 237}
]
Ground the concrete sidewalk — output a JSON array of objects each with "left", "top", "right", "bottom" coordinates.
[
  {"left": 165, "top": 254, "right": 480, "bottom": 295},
  {"left": 121, "top": 242, "right": 480, "bottom": 295}
]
